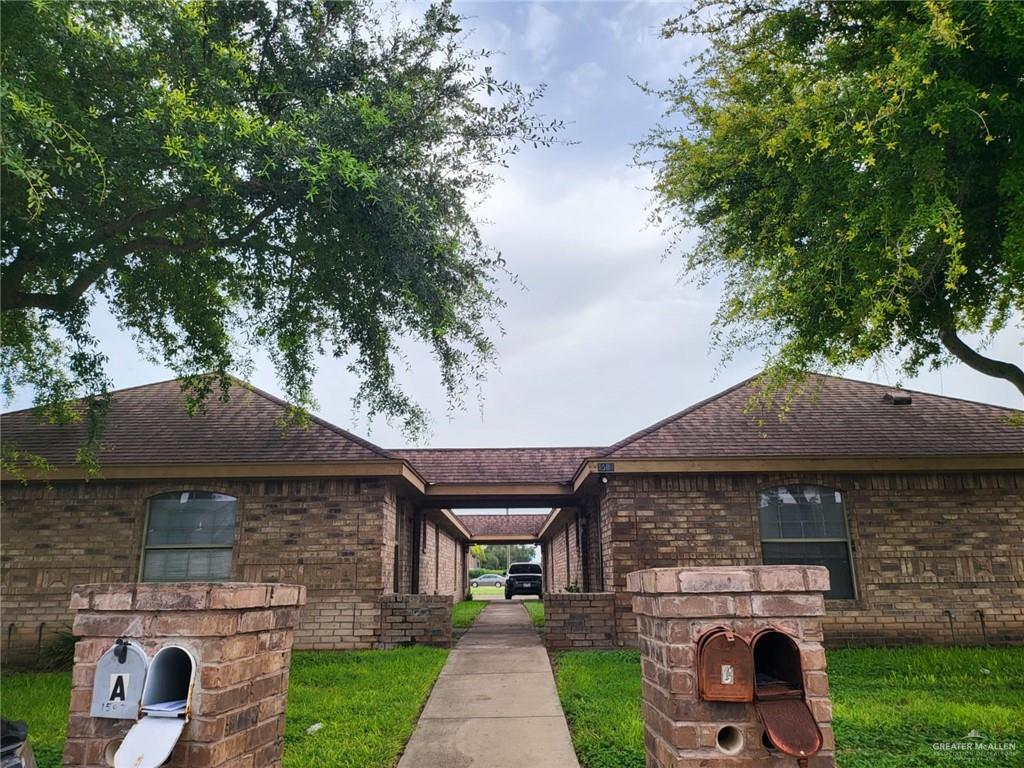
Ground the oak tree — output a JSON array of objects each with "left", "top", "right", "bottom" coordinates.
[
  {"left": 1, "top": 0, "right": 561, "bottom": 457},
  {"left": 643, "top": 0, "right": 1024, "bottom": 395}
]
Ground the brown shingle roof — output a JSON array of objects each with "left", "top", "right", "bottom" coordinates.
[
  {"left": 0, "top": 378, "right": 390, "bottom": 466},
  {"left": 390, "top": 447, "right": 598, "bottom": 485},
  {"left": 604, "top": 374, "right": 1024, "bottom": 459},
  {"left": 4, "top": 373, "right": 1019, "bottom": 480},
  {"left": 456, "top": 513, "right": 547, "bottom": 537}
]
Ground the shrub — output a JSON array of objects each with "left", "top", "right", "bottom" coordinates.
[{"left": 40, "top": 626, "right": 77, "bottom": 671}]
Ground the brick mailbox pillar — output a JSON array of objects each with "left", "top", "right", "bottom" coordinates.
[
  {"left": 64, "top": 582, "right": 305, "bottom": 768},
  {"left": 628, "top": 566, "right": 835, "bottom": 768}
]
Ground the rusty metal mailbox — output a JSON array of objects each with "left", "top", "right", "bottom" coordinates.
[
  {"left": 697, "top": 628, "right": 754, "bottom": 702},
  {"left": 752, "top": 630, "right": 823, "bottom": 760}
]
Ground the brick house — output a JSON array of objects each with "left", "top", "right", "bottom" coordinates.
[{"left": 2, "top": 374, "right": 1021, "bottom": 662}]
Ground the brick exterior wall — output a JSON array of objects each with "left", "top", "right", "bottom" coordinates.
[
  {"left": 543, "top": 508, "right": 583, "bottom": 592},
  {"left": 382, "top": 496, "right": 415, "bottom": 594},
  {"left": 599, "top": 471, "right": 1024, "bottom": 647},
  {"left": 1, "top": 478, "right": 404, "bottom": 664},
  {"left": 377, "top": 594, "right": 453, "bottom": 649},
  {"left": 547, "top": 524, "right": 569, "bottom": 592},
  {"left": 64, "top": 581, "right": 304, "bottom": 768},
  {"left": 544, "top": 592, "right": 617, "bottom": 649},
  {"left": 581, "top": 498, "right": 603, "bottom": 592},
  {"left": 414, "top": 518, "right": 463, "bottom": 597},
  {"left": 630, "top": 566, "right": 834, "bottom": 768}
]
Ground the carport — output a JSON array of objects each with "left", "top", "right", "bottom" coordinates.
[{"left": 389, "top": 447, "right": 602, "bottom": 598}]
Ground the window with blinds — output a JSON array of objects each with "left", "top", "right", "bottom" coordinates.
[
  {"left": 757, "top": 485, "right": 856, "bottom": 599},
  {"left": 141, "top": 491, "right": 236, "bottom": 582}
]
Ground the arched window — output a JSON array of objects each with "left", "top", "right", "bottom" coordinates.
[
  {"left": 141, "top": 491, "right": 237, "bottom": 582},
  {"left": 757, "top": 485, "right": 855, "bottom": 599}
]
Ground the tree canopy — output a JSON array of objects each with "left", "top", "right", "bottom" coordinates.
[
  {"left": 1, "top": 0, "right": 561, "bottom": 455},
  {"left": 643, "top": 0, "right": 1024, "bottom": 395},
  {"left": 471, "top": 543, "right": 537, "bottom": 571}
]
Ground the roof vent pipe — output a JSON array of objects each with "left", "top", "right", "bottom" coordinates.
[{"left": 883, "top": 391, "right": 913, "bottom": 405}]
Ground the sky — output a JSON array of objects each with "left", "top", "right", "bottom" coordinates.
[{"left": 5, "top": 1, "right": 1023, "bottom": 453}]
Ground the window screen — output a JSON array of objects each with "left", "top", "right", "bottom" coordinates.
[
  {"left": 758, "top": 485, "right": 855, "bottom": 599},
  {"left": 142, "top": 492, "right": 236, "bottom": 582}
]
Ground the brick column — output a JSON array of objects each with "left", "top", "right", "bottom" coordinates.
[
  {"left": 64, "top": 582, "right": 305, "bottom": 768},
  {"left": 628, "top": 566, "right": 835, "bottom": 768},
  {"left": 544, "top": 593, "right": 617, "bottom": 649},
  {"left": 377, "top": 594, "right": 452, "bottom": 649}
]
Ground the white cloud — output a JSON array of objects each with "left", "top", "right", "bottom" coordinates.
[
  {"left": 522, "top": 4, "right": 562, "bottom": 67},
  {"left": 566, "top": 61, "right": 604, "bottom": 99}
]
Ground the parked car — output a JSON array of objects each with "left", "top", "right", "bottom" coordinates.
[
  {"left": 504, "top": 562, "right": 543, "bottom": 599},
  {"left": 471, "top": 574, "right": 505, "bottom": 588}
]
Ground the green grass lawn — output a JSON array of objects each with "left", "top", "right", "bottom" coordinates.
[
  {"left": 554, "top": 647, "right": 1024, "bottom": 768},
  {"left": 469, "top": 584, "right": 504, "bottom": 598},
  {"left": 452, "top": 599, "right": 487, "bottom": 628},
  {"left": 0, "top": 671, "right": 70, "bottom": 768},
  {"left": 555, "top": 651, "right": 645, "bottom": 768},
  {"left": 283, "top": 648, "right": 447, "bottom": 768},
  {"left": 523, "top": 600, "right": 545, "bottom": 628},
  {"left": 6, "top": 645, "right": 1021, "bottom": 768},
  {"left": 1, "top": 647, "right": 447, "bottom": 768}
]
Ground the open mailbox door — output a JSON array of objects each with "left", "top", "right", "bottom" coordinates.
[
  {"left": 114, "top": 717, "right": 187, "bottom": 768},
  {"left": 114, "top": 645, "right": 196, "bottom": 768},
  {"left": 752, "top": 631, "right": 823, "bottom": 759}
]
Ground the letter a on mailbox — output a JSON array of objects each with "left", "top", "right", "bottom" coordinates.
[{"left": 91, "top": 642, "right": 149, "bottom": 719}]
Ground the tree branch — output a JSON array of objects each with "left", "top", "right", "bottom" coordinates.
[
  {"left": 1, "top": 203, "right": 276, "bottom": 314},
  {"left": 938, "top": 324, "right": 1024, "bottom": 396}
]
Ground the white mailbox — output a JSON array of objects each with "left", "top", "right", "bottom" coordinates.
[
  {"left": 90, "top": 640, "right": 149, "bottom": 719},
  {"left": 114, "top": 645, "right": 196, "bottom": 768}
]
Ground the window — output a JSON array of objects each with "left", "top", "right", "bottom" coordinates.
[
  {"left": 142, "top": 492, "right": 236, "bottom": 582},
  {"left": 508, "top": 563, "right": 541, "bottom": 575},
  {"left": 757, "top": 485, "right": 855, "bottom": 599}
]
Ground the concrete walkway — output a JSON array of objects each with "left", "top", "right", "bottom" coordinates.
[{"left": 397, "top": 602, "right": 581, "bottom": 768}]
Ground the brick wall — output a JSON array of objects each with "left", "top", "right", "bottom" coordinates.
[
  {"left": 378, "top": 594, "right": 452, "bottom": 649},
  {"left": 547, "top": 523, "right": 568, "bottom": 591},
  {"left": 544, "top": 592, "right": 617, "bottom": 649},
  {"left": 568, "top": 515, "right": 582, "bottom": 587},
  {"left": 1, "top": 477, "right": 397, "bottom": 664},
  {"left": 600, "top": 471, "right": 1024, "bottom": 647},
  {"left": 382, "top": 496, "right": 415, "bottom": 594},
  {"left": 581, "top": 498, "right": 603, "bottom": 591},
  {"left": 415, "top": 517, "right": 463, "bottom": 597},
  {"left": 544, "top": 509, "right": 582, "bottom": 592},
  {"left": 64, "top": 581, "right": 304, "bottom": 768}
]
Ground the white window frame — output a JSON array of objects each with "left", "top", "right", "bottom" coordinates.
[
  {"left": 140, "top": 491, "right": 236, "bottom": 582},
  {"left": 757, "top": 484, "right": 858, "bottom": 600}
]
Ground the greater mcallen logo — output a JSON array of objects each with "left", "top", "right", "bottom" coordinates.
[{"left": 933, "top": 730, "right": 1018, "bottom": 756}]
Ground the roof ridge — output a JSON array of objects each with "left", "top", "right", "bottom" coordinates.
[
  {"left": 810, "top": 372, "right": 1024, "bottom": 413},
  {"left": 390, "top": 446, "right": 602, "bottom": 453},
  {"left": 232, "top": 377, "right": 394, "bottom": 460},
  {"left": 602, "top": 373, "right": 760, "bottom": 456}
]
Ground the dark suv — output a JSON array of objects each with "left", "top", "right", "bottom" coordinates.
[{"left": 504, "top": 562, "right": 543, "bottom": 599}]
